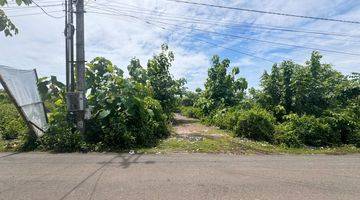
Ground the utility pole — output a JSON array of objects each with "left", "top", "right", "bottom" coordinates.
[
  {"left": 65, "top": 0, "right": 75, "bottom": 92},
  {"left": 75, "top": 0, "right": 86, "bottom": 133},
  {"left": 65, "top": 0, "right": 76, "bottom": 128},
  {"left": 65, "top": 0, "right": 86, "bottom": 133},
  {"left": 65, "top": 0, "right": 68, "bottom": 90}
]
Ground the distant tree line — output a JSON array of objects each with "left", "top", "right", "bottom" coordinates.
[{"left": 180, "top": 51, "right": 360, "bottom": 148}]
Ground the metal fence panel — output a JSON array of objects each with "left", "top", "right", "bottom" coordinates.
[{"left": 0, "top": 65, "right": 48, "bottom": 136}]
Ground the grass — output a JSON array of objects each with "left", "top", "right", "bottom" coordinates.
[
  {"left": 1, "top": 117, "right": 359, "bottom": 155},
  {"left": 0, "top": 139, "right": 23, "bottom": 152},
  {"left": 137, "top": 126, "right": 360, "bottom": 155}
]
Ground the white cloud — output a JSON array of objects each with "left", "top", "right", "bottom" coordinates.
[{"left": 0, "top": 0, "right": 359, "bottom": 90}]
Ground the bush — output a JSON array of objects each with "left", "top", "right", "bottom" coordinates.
[
  {"left": 275, "top": 123, "right": 303, "bottom": 148},
  {"left": 40, "top": 128, "right": 83, "bottom": 153},
  {"left": 324, "top": 106, "right": 360, "bottom": 147},
  {"left": 234, "top": 107, "right": 276, "bottom": 142},
  {"left": 180, "top": 106, "right": 203, "bottom": 119},
  {"left": 38, "top": 99, "right": 84, "bottom": 152},
  {"left": 85, "top": 57, "right": 170, "bottom": 149},
  {"left": 276, "top": 114, "right": 339, "bottom": 147},
  {"left": 0, "top": 103, "right": 28, "bottom": 140},
  {"left": 210, "top": 108, "right": 239, "bottom": 130},
  {"left": 35, "top": 57, "right": 172, "bottom": 152}
]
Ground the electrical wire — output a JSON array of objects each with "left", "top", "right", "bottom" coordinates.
[
  {"left": 30, "top": 0, "right": 64, "bottom": 19},
  {"left": 2, "top": 3, "right": 63, "bottom": 11},
  {"left": 7, "top": 10, "right": 64, "bottom": 17},
  {"left": 154, "top": 20, "right": 360, "bottom": 56},
  {"left": 88, "top": 2, "right": 360, "bottom": 40},
  {"left": 164, "top": 0, "right": 360, "bottom": 25},
  {"left": 86, "top": 10, "right": 297, "bottom": 63},
  {"left": 85, "top": 9, "right": 360, "bottom": 56}
]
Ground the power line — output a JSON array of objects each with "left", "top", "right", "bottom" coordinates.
[
  {"left": 164, "top": 0, "right": 360, "bottom": 25},
  {"left": 7, "top": 10, "right": 63, "bottom": 17},
  {"left": 87, "top": 10, "right": 279, "bottom": 63},
  {"left": 86, "top": 9, "right": 360, "bottom": 56},
  {"left": 30, "top": 0, "right": 64, "bottom": 19},
  {"left": 2, "top": 3, "right": 63, "bottom": 10},
  {"left": 88, "top": 2, "right": 360, "bottom": 40},
  {"left": 154, "top": 20, "right": 360, "bottom": 56},
  {"left": 196, "top": 39, "right": 276, "bottom": 63}
]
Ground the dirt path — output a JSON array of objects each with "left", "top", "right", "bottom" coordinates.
[{"left": 172, "top": 114, "right": 228, "bottom": 141}]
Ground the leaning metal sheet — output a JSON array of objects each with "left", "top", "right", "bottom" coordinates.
[{"left": 0, "top": 65, "right": 47, "bottom": 136}]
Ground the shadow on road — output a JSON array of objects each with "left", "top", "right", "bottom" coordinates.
[
  {"left": 60, "top": 153, "right": 155, "bottom": 200},
  {"left": 117, "top": 154, "right": 156, "bottom": 169},
  {"left": 98, "top": 154, "right": 156, "bottom": 169}
]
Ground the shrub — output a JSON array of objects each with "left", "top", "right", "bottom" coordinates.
[
  {"left": 275, "top": 123, "right": 303, "bottom": 148},
  {"left": 234, "top": 107, "right": 276, "bottom": 142},
  {"left": 277, "top": 114, "right": 339, "bottom": 147},
  {"left": 0, "top": 103, "right": 28, "bottom": 140},
  {"left": 40, "top": 127, "right": 83, "bottom": 153},
  {"left": 180, "top": 106, "right": 203, "bottom": 119},
  {"left": 35, "top": 57, "right": 172, "bottom": 152},
  {"left": 211, "top": 108, "right": 239, "bottom": 130},
  {"left": 38, "top": 99, "right": 84, "bottom": 152},
  {"left": 347, "top": 131, "right": 360, "bottom": 147},
  {"left": 324, "top": 105, "right": 360, "bottom": 147},
  {"left": 85, "top": 57, "right": 170, "bottom": 149}
]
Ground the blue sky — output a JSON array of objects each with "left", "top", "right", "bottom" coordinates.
[{"left": 1, "top": 0, "right": 360, "bottom": 90}]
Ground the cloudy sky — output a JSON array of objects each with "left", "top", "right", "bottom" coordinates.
[{"left": 1, "top": 0, "right": 360, "bottom": 90}]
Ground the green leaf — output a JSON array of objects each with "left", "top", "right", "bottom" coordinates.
[
  {"left": 99, "top": 110, "right": 110, "bottom": 119},
  {"left": 0, "top": 0, "right": 7, "bottom": 6},
  {"left": 147, "top": 109, "right": 154, "bottom": 117}
]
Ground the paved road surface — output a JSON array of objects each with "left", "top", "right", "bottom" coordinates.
[{"left": 0, "top": 152, "right": 359, "bottom": 200}]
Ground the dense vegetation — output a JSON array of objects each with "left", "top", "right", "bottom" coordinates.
[
  {"left": 39, "top": 44, "right": 184, "bottom": 152},
  {"left": 181, "top": 51, "right": 360, "bottom": 148},
  {"left": 0, "top": 90, "right": 30, "bottom": 150},
  {"left": 1, "top": 48, "right": 359, "bottom": 152}
]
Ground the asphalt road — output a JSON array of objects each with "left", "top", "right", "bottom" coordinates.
[{"left": 0, "top": 153, "right": 359, "bottom": 200}]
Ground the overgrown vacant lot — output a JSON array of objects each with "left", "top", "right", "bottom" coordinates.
[{"left": 138, "top": 114, "right": 360, "bottom": 155}]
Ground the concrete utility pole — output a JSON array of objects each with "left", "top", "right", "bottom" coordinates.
[
  {"left": 65, "top": 0, "right": 77, "bottom": 130},
  {"left": 75, "top": 0, "right": 86, "bottom": 133},
  {"left": 65, "top": 0, "right": 86, "bottom": 133},
  {"left": 65, "top": 0, "right": 68, "bottom": 90},
  {"left": 65, "top": 0, "right": 75, "bottom": 92}
]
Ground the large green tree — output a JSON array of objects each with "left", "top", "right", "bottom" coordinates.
[
  {"left": 280, "top": 60, "right": 294, "bottom": 113},
  {"left": 200, "top": 55, "right": 247, "bottom": 113},
  {"left": 127, "top": 44, "right": 185, "bottom": 116},
  {"left": 258, "top": 51, "right": 353, "bottom": 117},
  {"left": 127, "top": 58, "right": 147, "bottom": 84},
  {"left": 261, "top": 64, "right": 281, "bottom": 110},
  {"left": 147, "top": 44, "right": 185, "bottom": 115}
]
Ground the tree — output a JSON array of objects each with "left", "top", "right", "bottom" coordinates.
[
  {"left": 127, "top": 58, "right": 147, "bottom": 84},
  {"left": 0, "top": 0, "right": 31, "bottom": 36},
  {"left": 280, "top": 60, "right": 294, "bottom": 113},
  {"left": 292, "top": 51, "right": 343, "bottom": 116},
  {"left": 259, "top": 51, "right": 351, "bottom": 117},
  {"left": 202, "top": 55, "right": 247, "bottom": 112},
  {"left": 261, "top": 64, "right": 282, "bottom": 109},
  {"left": 147, "top": 44, "right": 184, "bottom": 115}
]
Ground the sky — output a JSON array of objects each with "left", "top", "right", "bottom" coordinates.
[{"left": 1, "top": 0, "right": 360, "bottom": 90}]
